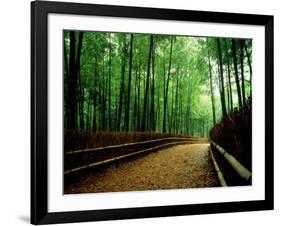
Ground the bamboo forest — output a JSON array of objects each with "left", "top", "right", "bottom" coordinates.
[{"left": 64, "top": 31, "right": 252, "bottom": 193}]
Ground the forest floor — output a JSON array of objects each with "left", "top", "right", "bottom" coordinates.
[{"left": 65, "top": 143, "right": 219, "bottom": 194}]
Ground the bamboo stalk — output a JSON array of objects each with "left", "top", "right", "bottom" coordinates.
[
  {"left": 210, "top": 140, "right": 251, "bottom": 181},
  {"left": 209, "top": 148, "right": 227, "bottom": 186},
  {"left": 64, "top": 141, "right": 192, "bottom": 175},
  {"left": 66, "top": 137, "right": 208, "bottom": 155}
]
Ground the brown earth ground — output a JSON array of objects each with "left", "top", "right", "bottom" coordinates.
[{"left": 65, "top": 143, "right": 219, "bottom": 194}]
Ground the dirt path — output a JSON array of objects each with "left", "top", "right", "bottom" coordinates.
[{"left": 65, "top": 143, "right": 219, "bottom": 194}]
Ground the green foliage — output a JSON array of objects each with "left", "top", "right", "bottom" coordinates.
[{"left": 64, "top": 31, "right": 252, "bottom": 137}]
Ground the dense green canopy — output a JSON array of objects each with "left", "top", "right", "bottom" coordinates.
[{"left": 64, "top": 31, "right": 252, "bottom": 137}]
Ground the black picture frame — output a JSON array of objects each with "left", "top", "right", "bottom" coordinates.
[{"left": 31, "top": 0, "right": 274, "bottom": 224}]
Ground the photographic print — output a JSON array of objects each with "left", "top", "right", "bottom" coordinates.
[
  {"left": 31, "top": 1, "right": 273, "bottom": 224},
  {"left": 63, "top": 31, "right": 252, "bottom": 194}
]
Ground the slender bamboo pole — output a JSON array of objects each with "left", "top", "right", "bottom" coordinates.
[
  {"left": 210, "top": 140, "right": 251, "bottom": 181},
  {"left": 66, "top": 137, "right": 208, "bottom": 155},
  {"left": 65, "top": 141, "right": 192, "bottom": 175},
  {"left": 209, "top": 148, "right": 227, "bottom": 187}
]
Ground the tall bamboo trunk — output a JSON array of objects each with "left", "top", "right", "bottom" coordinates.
[
  {"left": 141, "top": 35, "right": 153, "bottom": 131},
  {"left": 207, "top": 38, "right": 216, "bottom": 125},
  {"left": 125, "top": 34, "right": 134, "bottom": 131},
  {"left": 217, "top": 38, "right": 227, "bottom": 117},
  {"left": 231, "top": 39, "right": 242, "bottom": 107},
  {"left": 162, "top": 36, "right": 174, "bottom": 133},
  {"left": 240, "top": 40, "right": 246, "bottom": 104}
]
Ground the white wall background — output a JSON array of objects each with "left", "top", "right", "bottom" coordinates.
[{"left": 0, "top": 0, "right": 279, "bottom": 225}]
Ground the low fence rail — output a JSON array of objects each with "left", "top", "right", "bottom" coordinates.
[
  {"left": 64, "top": 137, "right": 208, "bottom": 175},
  {"left": 209, "top": 140, "right": 252, "bottom": 185}
]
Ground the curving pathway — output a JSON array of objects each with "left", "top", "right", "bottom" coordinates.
[{"left": 65, "top": 143, "right": 219, "bottom": 194}]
